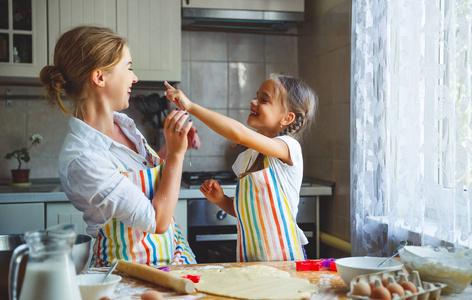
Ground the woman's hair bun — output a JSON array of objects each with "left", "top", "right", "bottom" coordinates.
[
  {"left": 39, "top": 65, "right": 66, "bottom": 94},
  {"left": 39, "top": 65, "right": 70, "bottom": 114}
]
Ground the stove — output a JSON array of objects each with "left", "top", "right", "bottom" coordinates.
[
  {"left": 182, "top": 171, "right": 317, "bottom": 189},
  {"left": 181, "top": 171, "right": 238, "bottom": 189}
]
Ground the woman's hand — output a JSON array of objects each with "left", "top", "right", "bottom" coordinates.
[
  {"left": 164, "top": 81, "right": 193, "bottom": 111},
  {"left": 200, "top": 179, "right": 225, "bottom": 204},
  {"left": 163, "top": 109, "right": 193, "bottom": 157}
]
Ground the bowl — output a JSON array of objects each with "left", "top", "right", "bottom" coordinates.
[
  {"left": 76, "top": 273, "right": 121, "bottom": 300},
  {"left": 73, "top": 234, "right": 93, "bottom": 273},
  {"left": 335, "top": 256, "right": 403, "bottom": 285},
  {"left": 399, "top": 245, "right": 472, "bottom": 294}
]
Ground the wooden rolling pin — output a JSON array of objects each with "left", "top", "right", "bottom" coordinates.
[{"left": 116, "top": 260, "right": 196, "bottom": 294}]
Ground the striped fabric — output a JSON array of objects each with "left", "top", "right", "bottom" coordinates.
[
  {"left": 93, "top": 163, "right": 196, "bottom": 267},
  {"left": 234, "top": 157, "right": 304, "bottom": 262}
]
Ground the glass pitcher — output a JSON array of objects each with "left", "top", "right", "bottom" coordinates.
[{"left": 9, "top": 224, "right": 81, "bottom": 300}]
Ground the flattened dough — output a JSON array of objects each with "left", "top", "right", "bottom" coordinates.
[{"left": 170, "top": 265, "right": 318, "bottom": 299}]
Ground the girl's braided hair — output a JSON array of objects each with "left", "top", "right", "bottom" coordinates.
[{"left": 271, "top": 74, "right": 318, "bottom": 139}]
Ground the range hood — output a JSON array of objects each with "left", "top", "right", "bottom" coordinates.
[{"left": 182, "top": 0, "right": 304, "bottom": 33}]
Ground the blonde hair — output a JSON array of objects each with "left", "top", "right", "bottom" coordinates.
[
  {"left": 39, "top": 26, "right": 126, "bottom": 118},
  {"left": 270, "top": 74, "right": 318, "bottom": 139}
]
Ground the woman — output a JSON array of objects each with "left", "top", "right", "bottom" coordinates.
[{"left": 40, "top": 26, "right": 196, "bottom": 266}]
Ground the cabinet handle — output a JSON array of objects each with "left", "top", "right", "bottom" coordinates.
[{"left": 195, "top": 234, "right": 237, "bottom": 242}]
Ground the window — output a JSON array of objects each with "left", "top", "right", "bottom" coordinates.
[{"left": 351, "top": 0, "right": 472, "bottom": 255}]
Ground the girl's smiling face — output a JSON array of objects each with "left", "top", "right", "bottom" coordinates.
[
  {"left": 103, "top": 45, "right": 138, "bottom": 111},
  {"left": 247, "top": 79, "right": 291, "bottom": 137}
]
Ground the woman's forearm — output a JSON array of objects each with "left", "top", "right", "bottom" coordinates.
[{"left": 151, "top": 152, "right": 184, "bottom": 233}]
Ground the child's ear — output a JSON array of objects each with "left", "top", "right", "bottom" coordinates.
[
  {"left": 90, "top": 69, "right": 105, "bottom": 88},
  {"left": 280, "top": 112, "right": 296, "bottom": 126}
]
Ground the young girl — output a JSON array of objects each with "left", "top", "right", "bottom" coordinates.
[{"left": 165, "top": 75, "right": 317, "bottom": 262}]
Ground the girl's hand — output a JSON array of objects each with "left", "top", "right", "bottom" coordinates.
[
  {"left": 163, "top": 109, "right": 193, "bottom": 156},
  {"left": 164, "top": 81, "right": 193, "bottom": 111},
  {"left": 187, "top": 126, "right": 201, "bottom": 149},
  {"left": 200, "top": 179, "right": 224, "bottom": 204}
]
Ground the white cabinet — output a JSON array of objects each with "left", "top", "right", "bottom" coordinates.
[
  {"left": 117, "top": 0, "right": 181, "bottom": 81},
  {"left": 47, "top": 0, "right": 181, "bottom": 81},
  {"left": 47, "top": 0, "right": 117, "bottom": 62},
  {"left": 0, "top": 203, "right": 45, "bottom": 234},
  {"left": 0, "top": 0, "right": 47, "bottom": 77},
  {"left": 46, "top": 202, "right": 87, "bottom": 235}
]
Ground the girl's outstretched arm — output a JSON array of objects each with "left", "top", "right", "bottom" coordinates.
[{"left": 164, "top": 82, "right": 294, "bottom": 164}]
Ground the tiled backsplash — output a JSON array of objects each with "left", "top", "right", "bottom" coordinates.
[{"left": 0, "top": 31, "right": 298, "bottom": 180}]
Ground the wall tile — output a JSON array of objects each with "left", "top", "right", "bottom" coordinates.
[
  {"left": 29, "top": 157, "right": 60, "bottom": 178},
  {"left": 190, "top": 31, "right": 227, "bottom": 61},
  {"left": 190, "top": 62, "right": 228, "bottom": 109},
  {"left": 332, "top": 46, "right": 351, "bottom": 104},
  {"left": 182, "top": 154, "right": 229, "bottom": 172},
  {"left": 179, "top": 60, "right": 191, "bottom": 94},
  {"left": 265, "top": 63, "right": 299, "bottom": 77},
  {"left": 228, "top": 33, "right": 265, "bottom": 62},
  {"left": 182, "top": 30, "right": 191, "bottom": 61},
  {"left": 265, "top": 35, "right": 298, "bottom": 64},
  {"left": 298, "top": 0, "right": 351, "bottom": 56},
  {"left": 333, "top": 104, "right": 350, "bottom": 143},
  {"left": 0, "top": 100, "right": 27, "bottom": 178},
  {"left": 228, "top": 62, "right": 265, "bottom": 109},
  {"left": 26, "top": 100, "right": 69, "bottom": 160},
  {"left": 333, "top": 159, "right": 349, "bottom": 197},
  {"left": 189, "top": 109, "right": 230, "bottom": 157},
  {"left": 303, "top": 156, "right": 333, "bottom": 181}
]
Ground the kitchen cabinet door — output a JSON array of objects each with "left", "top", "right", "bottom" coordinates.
[
  {"left": 0, "top": 203, "right": 45, "bottom": 234},
  {"left": 0, "top": 0, "right": 47, "bottom": 77},
  {"left": 47, "top": 0, "right": 117, "bottom": 63},
  {"left": 117, "top": 0, "right": 181, "bottom": 81},
  {"left": 46, "top": 202, "right": 87, "bottom": 235}
]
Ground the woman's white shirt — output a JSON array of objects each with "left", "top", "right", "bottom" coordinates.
[{"left": 59, "top": 112, "right": 157, "bottom": 237}]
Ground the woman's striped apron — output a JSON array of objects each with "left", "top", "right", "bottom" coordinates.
[
  {"left": 234, "top": 155, "right": 304, "bottom": 262},
  {"left": 93, "top": 145, "right": 196, "bottom": 267}
]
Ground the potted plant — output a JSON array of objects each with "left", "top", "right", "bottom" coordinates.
[{"left": 4, "top": 134, "right": 43, "bottom": 185}]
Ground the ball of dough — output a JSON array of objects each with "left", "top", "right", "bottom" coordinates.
[{"left": 141, "top": 290, "right": 164, "bottom": 300}]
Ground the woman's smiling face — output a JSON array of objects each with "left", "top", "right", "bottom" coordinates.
[
  {"left": 247, "top": 79, "right": 288, "bottom": 137},
  {"left": 103, "top": 45, "right": 138, "bottom": 111}
]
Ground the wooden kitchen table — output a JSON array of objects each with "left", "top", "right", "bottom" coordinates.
[{"left": 108, "top": 261, "right": 349, "bottom": 299}]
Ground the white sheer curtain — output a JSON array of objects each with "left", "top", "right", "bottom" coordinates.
[{"left": 351, "top": 0, "right": 472, "bottom": 256}]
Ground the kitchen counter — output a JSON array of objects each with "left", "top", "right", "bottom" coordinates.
[
  {"left": 0, "top": 180, "right": 332, "bottom": 203},
  {"left": 104, "top": 261, "right": 349, "bottom": 299},
  {"left": 99, "top": 261, "right": 472, "bottom": 299}
]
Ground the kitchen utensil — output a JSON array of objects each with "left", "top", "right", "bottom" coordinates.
[
  {"left": 116, "top": 260, "right": 196, "bottom": 294},
  {"left": 77, "top": 273, "right": 121, "bottom": 300},
  {"left": 9, "top": 224, "right": 81, "bottom": 300},
  {"left": 335, "top": 256, "right": 403, "bottom": 285},
  {"left": 72, "top": 234, "right": 92, "bottom": 274},
  {"left": 102, "top": 260, "right": 118, "bottom": 283},
  {"left": 377, "top": 241, "right": 407, "bottom": 267}
]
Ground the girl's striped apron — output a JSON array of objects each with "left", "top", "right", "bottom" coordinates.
[
  {"left": 93, "top": 146, "right": 196, "bottom": 267},
  {"left": 234, "top": 156, "right": 304, "bottom": 262}
]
